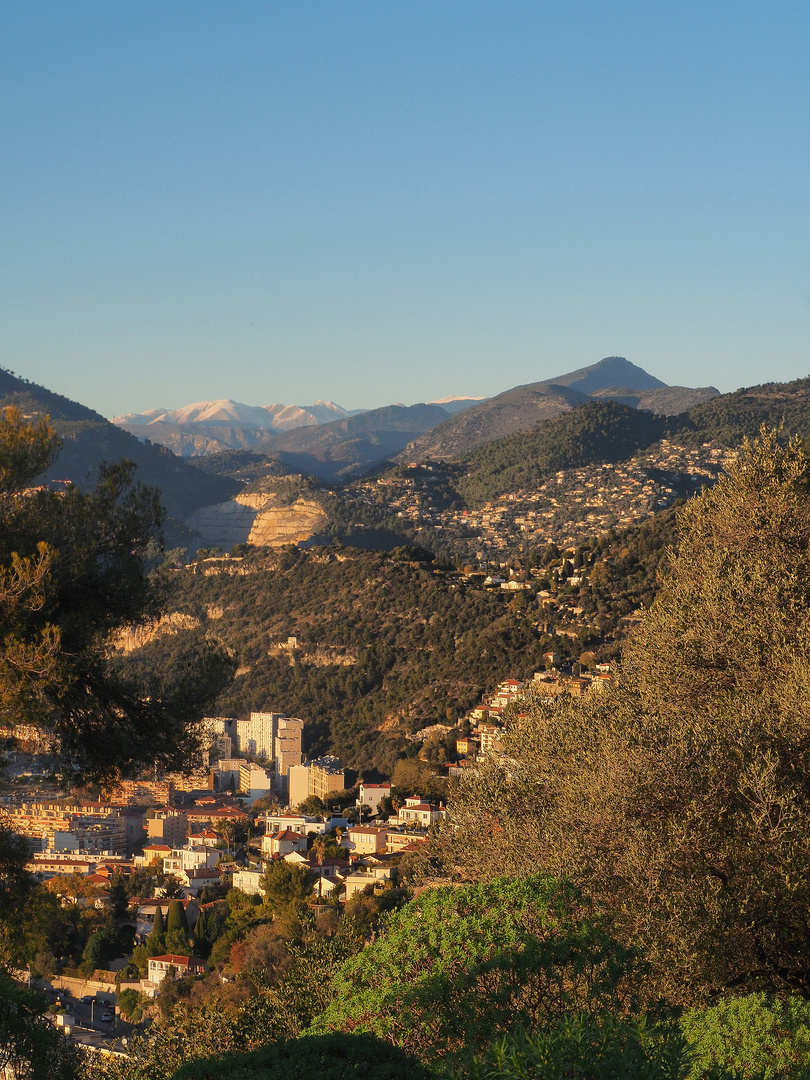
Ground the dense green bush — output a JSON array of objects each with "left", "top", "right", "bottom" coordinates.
[
  {"left": 311, "top": 875, "right": 637, "bottom": 1061},
  {"left": 681, "top": 994, "right": 810, "bottom": 1080},
  {"left": 168, "top": 1033, "right": 438, "bottom": 1080},
  {"left": 116, "top": 988, "right": 146, "bottom": 1023},
  {"left": 463, "top": 1013, "right": 690, "bottom": 1080}
]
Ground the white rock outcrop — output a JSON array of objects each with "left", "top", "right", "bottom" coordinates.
[{"left": 186, "top": 495, "right": 328, "bottom": 551}]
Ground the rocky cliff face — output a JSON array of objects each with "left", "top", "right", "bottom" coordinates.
[
  {"left": 112, "top": 612, "right": 202, "bottom": 653},
  {"left": 185, "top": 494, "right": 328, "bottom": 550}
]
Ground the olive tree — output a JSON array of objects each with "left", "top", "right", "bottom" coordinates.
[{"left": 432, "top": 430, "right": 810, "bottom": 1003}]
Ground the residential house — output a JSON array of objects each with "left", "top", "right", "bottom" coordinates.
[
  {"left": 385, "top": 827, "right": 429, "bottom": 852},
  {"left": 261, "top": 828, "right": 308, "bottom": 858},
  {"left": 393, "top": 797, "right": 448, "bottom": 828},
  {"left": 342, "top": 864, "right": 396, "bottom": 902},
  {"left": 136, "top": 843, "right": 173, "bottom": 867},
  {"left": 356, "top": 783, "right": 391, "bottom": 815},
  {"left": 147, "top": 954, "right": 205, "bottom": 985},
  {"left": 177, "top": 866, "right": 222, "bottom": 897},
  {"left": 231, "top": 868, "right": 266, "bottom": 897},
  {"left": 340, "top": 825, "right": 388, "bottom": 857}
]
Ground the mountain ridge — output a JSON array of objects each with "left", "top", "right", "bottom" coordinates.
[
  {"left": 399, "top": 357, "right": 719, "bottom": 462},
  {"left": 110, "top": 357, "right": 717, "bottom": 479},
  {"left": 0, "top": 369, "right": 241, "bottom": 524}
]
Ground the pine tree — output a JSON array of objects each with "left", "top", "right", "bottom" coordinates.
[
  {"left": 0, "top": 405, "right": 235, "bottom": 783},
  {"left": 164, "top": 899, "right": 192, "bottom": 954},
  {"left": 149, "top": 906, "right": 165, "bottom": 952}
]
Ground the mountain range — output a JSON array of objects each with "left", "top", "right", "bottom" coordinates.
[
  {"left": 399, "top": 357, "right": 719, "bottom": 462},
  {"left": 8, "top": 357, "right": 810, "bottom": 556},
  {"left": 113, "top": 395, "right": 486, "bottom": 458},
  {"left": 110, "top": 357, "right": 717, "bottom": 478}
]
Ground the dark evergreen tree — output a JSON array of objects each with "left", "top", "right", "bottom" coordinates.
[{"left": 150, "top": 906, "right": 166, "bottom": 951}]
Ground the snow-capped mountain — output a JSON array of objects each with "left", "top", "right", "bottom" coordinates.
[
  {"left": 112, "top": 398, "right": 358, "bottom": 430},
  {"left": 111, "top": 398, "right": 369, "bottom": 457}
]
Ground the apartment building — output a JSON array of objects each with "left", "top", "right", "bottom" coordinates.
[{"left": 309, "top": 757, "right": 346, "bottom": 804}]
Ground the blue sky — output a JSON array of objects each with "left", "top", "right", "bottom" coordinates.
[{"left": 2, "top": 2, "right": 809, "bottom": 418}]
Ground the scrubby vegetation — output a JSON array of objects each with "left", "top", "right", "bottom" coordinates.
[{"left": 115, "top": 546, "right": 555, "bottom": 771}]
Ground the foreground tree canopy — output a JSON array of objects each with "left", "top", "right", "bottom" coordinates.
[
  {"left": 311, "top": 875, "right": 636, "bottom": 1061},
  {"left": 0, "top": 406, "right": 234, "bottom": 780},
  {"left": 433, "top": 429, "right": 810, "bottom": 1002}
]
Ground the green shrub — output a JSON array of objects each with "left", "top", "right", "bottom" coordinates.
[
  {"left": 311, "top": 875, "right": 638, "bottom": 1061},
  {"left": 463, "top": 1013, "right": 691, "bottom": 1080},
  {"left": 168, "top": 1032, "right": 438, "bottom": 1080},
  {"left": 117, "top": 988, "right": 146, "bottom": 1022},
  {"left": 681, "top": 994, "right": 810, "bottom": 1079}
]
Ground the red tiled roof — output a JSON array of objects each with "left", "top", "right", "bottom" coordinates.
[{"left": 149, "top": 954, "right": 203, "bottom": 967}]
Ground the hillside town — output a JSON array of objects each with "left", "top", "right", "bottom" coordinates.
[
  {"left": 354, "top": 440, "right": 733, "bottom": 557},
  {"left": 0, "top": 652, "right": 620, "bottom": 1047}
]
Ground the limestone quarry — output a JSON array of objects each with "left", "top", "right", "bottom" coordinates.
[{"left": 185, "top": 492, "right": 328, "bottom": 551}]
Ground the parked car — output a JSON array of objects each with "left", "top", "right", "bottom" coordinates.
[{"left": 100, "top": 1011, "right": 114, "bottom": 1023}]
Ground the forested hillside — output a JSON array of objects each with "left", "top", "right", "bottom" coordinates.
[
  {"left": 670, "top": 376, "right": 810, "bottom": 446},
  {"left": 0, "top": 369, "right": 240, "bottom": 520},
  {"left": 116, "top": 547, "right": 553, "bottom": 772},
  {"left": 454, "top": 400, "right": 667, "bottom": 506},
  {"left": 116, "top": 507, "right": 680, "bottom": 774}
]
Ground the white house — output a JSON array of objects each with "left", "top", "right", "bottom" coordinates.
[
  {"left": 356, "top": 783, "right": 391, "bottom": 815},
  {"left": 231, "top": 868, "right": 266, "bottom": 896},
  {"left": 147, "top": 953, "right": 205, "bottom": 985},
  {"left": 261, "top": 828, "right": 308, "bottom": 858},
  {"left": 393, "top": 796, "right": 448, "bottom": 828}
]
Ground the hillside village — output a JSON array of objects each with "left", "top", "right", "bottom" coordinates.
[
  {"left": 353, "top": 439, "right": 732, "bottom": 557},
  {"left": 0, "top": 663, "right": 607, "bottom": 892}
]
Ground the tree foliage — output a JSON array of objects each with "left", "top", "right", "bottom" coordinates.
[
  {"left": 0, "top": 406, "right": 234, "bottom": 781},
  {"left": 116, "top": 545, "right": 553, "bottom": 772},
  {"left": 311, "top": 875, "right": 636, "bottom": 1062},
  {"left": 261, "top": 861, "right": 317, "bottom": 917},
  {"left": 680, "top": 993, "right": 810, "bottom": 1080},
  {"left": 465, "top": 1013, "right": 690, "bottom": 1080},
  {"left": 431, "top": 430, "right": 810, "bottom": 1003},
  {"left": 168, "top": 1033, "right": 438, "bottom": 1080},
  {"left": 0, "top": 822, "right": 31, "bottom": 917},
  {"left": 0, "top": 969, "right": 77, "bottom": 1080}
]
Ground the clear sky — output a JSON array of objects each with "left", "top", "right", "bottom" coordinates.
[{"left": 2, "top": 1, "right": 810, "bottom": 418}]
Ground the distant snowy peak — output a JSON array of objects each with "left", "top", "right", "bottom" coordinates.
[
  {"left": 113, "top": 399, "right": 269, "bottom": 428},
  {"left": 112, "top": 398, "right": 361, "bottom": 432},
  {"left": 172, "top": 399, "right": 277, "bottom": 427},
  {"left": 306, "top": 399, "right": 367, "bottom": 423},
  {"left": 262, "top": 403, "right": 320, "bottom": 431},
  {"left": 112, "top": 407, "right": 170, "bottom": 425}
]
